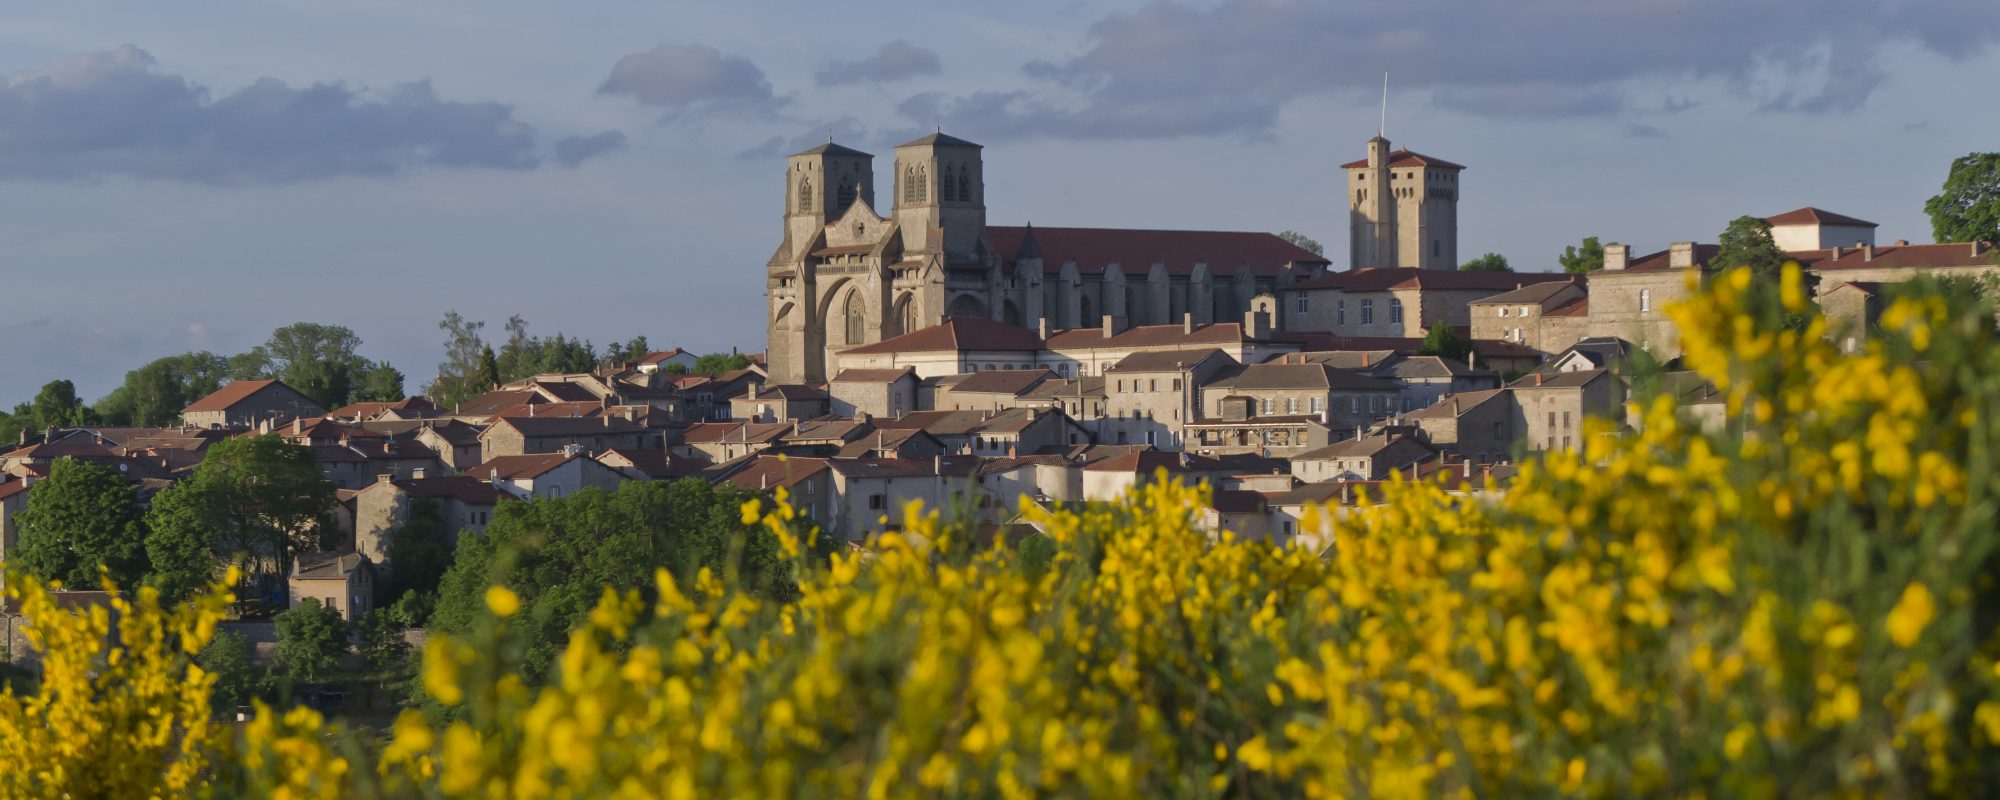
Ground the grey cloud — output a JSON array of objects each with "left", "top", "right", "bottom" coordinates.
[
  {"left": 816, "top": 41, "right": 943, "bottom": 87},
  {"left": 1626, "top": 124, "right": 1666, "bottom": 139},
  {"left": 598, "top": 44, "right": 783, "bottom": 120},
  {"left": 0, "top": 45, "right": 549, "bottom": 184},
  {"left": 734, "top": 117, "right": 924, "bottom": 160},
  {"left": 552, "top": 129, "right": 627, "bottom": 167},
  {"left": 914, "top": 0, "right": 2000, "bottom": 140}
]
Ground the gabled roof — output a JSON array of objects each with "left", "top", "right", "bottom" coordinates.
[
  {"left": 1083, "top": 450, "right": 1232, "bottom": 473},
  {"left": 1020, "top": 376, "right": 1107, "bottom": 401},
  {"left": 596, "top": 448, "right": 704, "bottom": 480},
  {"left": 1510, "top": 368, "right": 1608, "bottom": 389},
  {"left": 327, "top": 397, "right": 438, "bottom": 420},
  {"left": 834, "top": 427, "right": 944, "bottom": 458},
  {"left": 1339, "top": 147, "right": 1466, "bottom": 171},
  {"left": 1294, "top": 433, "right": 1436, "bottom": 462},
  {"left": 1205, "top": 363, "right": 1401, "bottom": 392},
  {"left": 740, "top": 384, "right": 830, "bottom": 402},
  {"left": 466, "top": 453, "right": 577, "bottom": 481},
  {"left": 1044, "top": 322, "right": 1258, "bottom": 351},
  {"left": 293, "top": 552, "right": 368, "bottom": 581},
  {"left": 831, "top": 367, "right": 918, "bottom": 384},
  {"left": 826, "top": 456, "right": 980, "bottom": 479},
  {"left": 722, "top": 456, "right": 832, "bottom": 491},
  {"left": 872, "top": 408, "right": 1049, "bottom": 436},
  {"left": 1286, "top": 267, "right": 1571, "bottom": 293},
  {"left": 489, "top": 415, "right": 648, "bottom": 437},
  {"left": 1105, "top": 348, "right": 1230, "bottom": 373},
  {"left": 377, "top": 476, "right": 502, "bottom": 505},
  {"left": 840, "top": 317, "right": 1043, "bottom": 355},
  {"left": 1404, "top": 389, "right": 1509, "bottom": 420},
  {"left": 679, "top": 421, "right": 792, "bottom": 445},
  {"left": 1765, "top": 207, "right": 1877, "bottom": 228},
  {"left": 1545, "top": 297, "right": 1590, "bottom": 317},
  {"left": 455, "top": 390, "right": 540, "bottom": 417},
  {"left": 184, "top": 380, "right": 308, "bottom": 413},
  {"left": 898, "top": 132, "right": 982, "bottom": 149},
  {"left": 1469, "top": 279, "right": 1585, "bottom": 306},
  {"left": 635, "top": 349, "right": 692, "bottom": 365},
  {"left": 984, "top": 226, "right": 1330, "bottom": 277},
  {"left": 1372, "top": 355, "right": 1492, "bottom": 380},
  {"left": 790, "top": 141, "right": 871, "bottom": 158},
  {"left": 948, "top": 369, "right": 1055, "bottom": 396},
  {"left": 1807, "top": 241, "right": 1998, "bottom": 272}
]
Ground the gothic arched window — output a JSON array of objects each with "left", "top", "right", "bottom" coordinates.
[
  {"left": 956, "top": 167, "right": 971, "bottom": 202},
  {"left": 844, "top": 289, "right": 866, "bottom": 345},
  {"left": 904, "top": 168, "right": 917, "bottom": 204},
  {"left": 836, "top": 181, "right": 856, "bottom": 211},
  {"left": 798, "top": 177, "right": 814, "bottom": 213}
]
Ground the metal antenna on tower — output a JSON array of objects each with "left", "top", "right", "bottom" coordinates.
[{"left": 1379, "top": 71, "right": 1389, "bottom": 137}]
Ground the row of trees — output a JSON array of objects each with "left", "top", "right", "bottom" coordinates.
[
  {"left": 428, "top": 311, "right": 745, "bottom": 407},
  {"left": 9, "top": 435, "right": 337, "bottom": 599}
]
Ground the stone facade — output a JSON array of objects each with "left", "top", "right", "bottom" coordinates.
[
  {"left": 827, "top": 368, "right": 918, "bottom": 418},
  {"left": 352, "top": 476, "right": 499, "bottom": 567},
  {"left": 765, "top": 133, "right": 1330, "bottom": 385},
  {"left": 1406, "top": 389, "right": 1517, "bottom": 464},
  {"left": 1100, "top": 349, "right": 1235, "bottom": 449},
  {"left": 182, "top": 380, "right": 326, "bottom": 428},
  {"left": 1343, "top": 136, "right": 1462, "bottom": 269},
  {"left": 1510, "top": 369, "right": 1621, "bottom": 454}
]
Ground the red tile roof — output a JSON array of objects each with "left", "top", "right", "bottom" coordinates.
[
  {"left": 466, "top": 453, "right": 576, "bottom": 480},
  {"left": 1044, "top": 322, "right": 1253, "bottom": 351},
  {"left": 1805, "top": 241, "right": 1997, "bottom": 272},
  {"left": 0, "top": 479, "right": 29, "bottom": 501},
  {"left": 984, "top": 226, "right": 1329, "bottom": 278},
  {"left": 1338, "top": 147, "right": 1466, "bottom": 171},
  {"left": 947, "top": 369, "right": 1055, "bottom": 396},
  {"left": 840, "top": 316, "right": 1043, "bottom": 355},
  {"left": 1286, "top": 267, "right": 1572, "bottom": 293},
  {"left": 1544, "top": 297, "right": 1589, "bottom": 317},
  {"left": 1765, "top": 207, "right": 1876, "bottom": 228},
  {"left": 635, "top": 349, "right": 691, "bottom": 366},
  {"left": 489, "top": 416, "right": 648, "bottom": 437},
  {"left": 183, "top": 380, "right": 293, "bottom": 413}
]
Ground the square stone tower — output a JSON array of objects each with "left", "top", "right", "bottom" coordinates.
[{"left": 1341, "top": 137, "right": 1464, "bottom": 269}]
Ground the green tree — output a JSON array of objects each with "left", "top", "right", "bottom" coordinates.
[
  {"left": 143, "top": 434, "right": 338, "bottom": 596},
  {"left": 1276, "top": 230, "right": 1324, "bottom": 257},
  {"left": 93, "top": 352, "right": 231, "bottom": 426},
  {"left": 1559, "top": 236, "right": 1604, "bottom": 274},
  {"left": 494, "top": 316, "right": 596, "bottom": 383},
  {"left": 380, "top": 498, "right": 455, "bottom": 614},
  {"left": 244, "top": 323, "right": 369, "bottom": 409},
  {"left": 1924, "top": 152, "right": 2000, "bottom": 245},
  {"left": 429, "top": 479, "right": 808, "bottom": 681},
  {"left": 1714, "top": 214, "right": 1817, "bottom": 330},
  {"left": 693, "top": 353, "right": 755, "bottom": 376},
  {"left": 600, "top": 336, "right": 652, "bottom": 370},
  {"left": 197, "top": 630, "right": 270, "bottom": 715},
  {"left": 10, "top": 459, "right": 149, "bottom": 589},
  {"left": 1459, "top": 252, "right": 1511, "bottom": 272},
  {"left": 0, "top": 379, "right": 93, "bottom": 445},
  {"left": 431, "top": 311, "right": 489, "bottom": 408},
  {"left": 1420, "top": 319, "right": 1473, "bottom": 364},
  {"left": 477, "top": 346, "right": 502, "bottom": 393},
  {"left": 352, "top": 361, "right": 407, "bottom": 403},
  {"left": 273, "top": 599, "right": 348, "bottom": 683}
]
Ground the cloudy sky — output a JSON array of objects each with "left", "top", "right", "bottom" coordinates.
[{"left": 2, "top": 0, "right": 1994, "bottom": 403}]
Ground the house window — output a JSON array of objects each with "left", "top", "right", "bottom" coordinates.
[
  {"left": 1360, "top": 299, "right": 1374, "bottom": 325},
  {"left": 1498, "top": 307, "right": 1509, "bottom": 317},
  {"left": 1563, "top": 411, "right": 1572, "bottom": 429},
  {"left": 1297, "top": 295, "right": 1309, "bottom": 315},
  {"left": 869, "top": 494, "right": 886, "bottom": 509},
  {"left": 1518, "top": 306, "right": 1529, "bottom": 317},
  {"left": 1390, "top": 299, "right": 1404, "bottom": 325},
  {"left": 1350, "top": 397, "right": 1360, "bottom": 413},
  {"left": 1337, "top": 300, "right": 1346, "bottom": 326},
  {"left": 1286, "top": 397, "right": 1298, "bottom": 414},
  {"left": 1172, "top": 378, "right": 1182, "bottom": 390},
  {"left": 1548, "top": 411, "right": 1556, "bottom": 430},
  {"left": 1309, "top": 397, "right": 1323, "bottom": 413},
  {"left": 1640, "top": 289, "right": 1652, "bottom": 312},
  {"left": 1149, "top": 379, "right": 1157, "bottom": 392},
  {"left": 1260, "top": 398, "right": 1272, "bottom": 415}
]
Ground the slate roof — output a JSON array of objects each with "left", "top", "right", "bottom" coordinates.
[
  {"left": 948, "top": 369, "right": 1055, "bottom": 396},
  {"left": 898, "top": 132, "right": 982, "bottom": 148},
  {"left": 1083, "top": 450, "right": 1232, "bottom": 473},
  {"left": 789, "top": 141, "right": 871, "bottom": 157},
  {"left": 984, "top": 226, "right": 1329, "bottom": 278},
  {"left": 1286, "top": 267, "right": 1572, "bottom": 293},
  {"left": 1105, "top": 348, "right": 1230, "bottom": 373},
  {"left": 489, "top": 416, "right": 648, "bottom": 437},
  {"left": 840, "top": 317, "right": 1043, "bottom": 355}
]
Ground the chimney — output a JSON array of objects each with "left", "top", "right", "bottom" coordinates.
[
  {"left": 1602, "top": 243, "right": 1629, "bottom": 271},
  {"left": 1362, "top": 352, "right": 1370, "bottom": 367},
  {"left": 411, "top": 467, "right": 426, "bottom": 479},
  {"left": 292, "top": 418, "right": 302, "bottom": 435},
  {"left": 792, "top": 419, "right": 802, "bottom": 435},
  {"left": 376, "top": 472, "right": 393, "bottom": 484},
  {"left": 1832, "top": 245, "right": 1843, "bottom": 259},
  {"left": 1463, "top": 459, "right": 1472, "bottom": 478},
  {"left": 1102, "top": 315, "right": 1119, "bottom": 338},
  {"left": 1862, "top": 244, "right": 1875, "bottom": 261},
  {"left": 1182, "top": 312, "right": 1194, "bottom": 334},
  {"left": 1534, "top": 373, "right": 1544, "bottom": 386},
  {"left": 1243, "top": 306, "right": 1272, "bottom": 339},
  {"left": 1894, "top": 239, "right": 1909, "bottom": 247},
  {"left": 933, "top": 454, "right": 943, "bottom": 475},
  {"left": 1668, "top": 242, "right": 1696, "bottom": 270},
  {"left": 1038, "top": 317, "right": 1051, "bottom": 339},
  {"left": 761, "top": 473, "right": 769, "bottom": 490}
]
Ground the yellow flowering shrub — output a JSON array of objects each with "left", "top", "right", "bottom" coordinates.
[{"left": 6, "top": 263, "right": 2000, "bottom": 797}]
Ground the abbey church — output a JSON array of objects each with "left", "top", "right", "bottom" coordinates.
[{"left": 764, "top": 132, "right": 1463, "bottom": 384}]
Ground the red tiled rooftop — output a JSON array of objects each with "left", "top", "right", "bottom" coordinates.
[
  {"left": 1765, "top": 207, "right": 1877, "bottom": 228},
  {"left": 840, "top": 316, "right": 1043, "bottom": 355},
  {"left": 1338, "top": 147, "right": 1467, "bottom": 171},
  {"left": 984, "top": 225, "right": 1329, "bottom": 279},
  {"left": 184, "top": 380, "right": 286, "bottom": 412}
]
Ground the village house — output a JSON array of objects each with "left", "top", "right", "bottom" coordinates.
[
  {"left": 594, "top": 448, "right": 704, "bottom": 482},
  {"left": 1509, "top": 369, "right": 1622, "bottom": 453},
  {"left": 730, "top": 383, "right": 832, "bottom": 423},
  {"left": 288, "top": 552, "right": 375, "bottom": 622},
  {"left": 1404, "top": 389, "right": 1517, "bottom": 464},
  {"left": 352, "top": 475, "right": 502, "bottom": 567},
  {"left": 477, "top": 415, "right": 655, "bottom": 462},
  {"left": 633, "top": 349, "right": 700, "bottom": 374},
  {"left": 1290, "top": 431, "right": 1439, "bottom": 482},
  {"left": 719, "top": 456, "right": 836, "bottom": 523},
  {"left": 1468, "top": 280, "right": 1590, "bottom": 353},
  {"left": 1192, "top": 362, "right": 1402, "bottom": 454},
  {"left": 1100, "top": 348, "right": 1236, "bottom": 448},
  {"left": 182, "top": 380, "right": 326, "bottom": 428},
  {"left": 827, "top": 367, "right": 918, "bottom": 418},
  {"left": 467, "top": 452, "right": 628, "bottom": 500},
  {"left": 873, "top": 408, "right": 1091, "bottom": 456},
  {"left": 1079, "top": 450, "right": 1236, "bottom": 501},
  {"left": 931, "top": 369, "right": 1058, "bottom": 411},
  {"left": 673, "top": 421, "right": 793, "bottom": 463},
  {"left": 1278, "top": 268, "right": 1573, "bottom": 338},
  {"left": 822, "top": 456, "right": 982, "bottom": 542}
]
